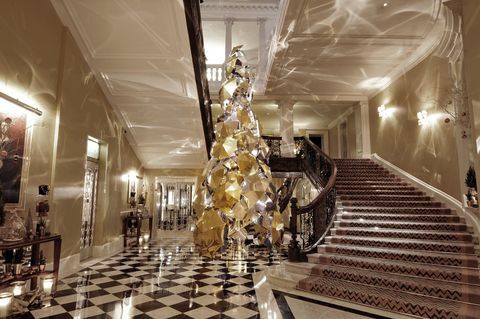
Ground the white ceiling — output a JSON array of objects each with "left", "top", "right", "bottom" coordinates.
[
  {"left": 51, "top": 0, "right": 208, "bottom": 169},
  {"left": 266, "top": 0, "right": 445, "bottom": 97},
  {"left": 50, "top": 0, "right": 448, "bottom": 169}
]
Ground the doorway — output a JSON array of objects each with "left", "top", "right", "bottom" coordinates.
[
  {"left": 155, "top": 177, "right": 195, "bottom": 231},
  {"left": 340, "top": 121, "right": 348, "bottom": 158},
  {"left": 80, "top": 160, "right": 98, "bottom": 260},
  {"left": 309, "top": 134, "right": 323, "bottom": 150}
]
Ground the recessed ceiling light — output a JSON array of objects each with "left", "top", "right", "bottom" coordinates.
[{"left": 383, "top": 2, "right": 388, "bottom": 7}]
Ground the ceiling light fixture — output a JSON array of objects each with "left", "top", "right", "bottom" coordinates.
[
  {"left": 417, "top": 110, "right": 428, "bottom": 126},
  {"left": 383, "top": 2, "right": 389, "bottom": 7},
  {"left": 0, "top": 91, "right": 42, "bottom": 116}
]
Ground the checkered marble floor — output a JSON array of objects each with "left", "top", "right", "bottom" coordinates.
[{"left": 16, "top": 237, "right": 285, "bottom": 319}]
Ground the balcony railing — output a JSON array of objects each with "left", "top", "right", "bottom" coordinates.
[{"left": 207, "top": 64, "right": 257, "bottom": 85}]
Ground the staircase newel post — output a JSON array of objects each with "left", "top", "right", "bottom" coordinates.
[{"left": 288, "top": 197, "right": 301, "bottom": 261}]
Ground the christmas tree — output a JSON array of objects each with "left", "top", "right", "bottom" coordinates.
[{"left": 193, "top": 46, "right": 283, "bottom": 258}]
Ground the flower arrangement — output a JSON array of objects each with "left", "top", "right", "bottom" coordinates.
[{"left": 465, "top": 166, "right": 478, "bottom": 208}]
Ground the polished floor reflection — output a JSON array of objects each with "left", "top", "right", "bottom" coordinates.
[{"left": 18, "top": 237, "right": 284, "bottom": 319}]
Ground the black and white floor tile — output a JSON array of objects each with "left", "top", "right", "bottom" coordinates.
[{"left": 16, "top": 237, "right": 285, "bottom": 319}]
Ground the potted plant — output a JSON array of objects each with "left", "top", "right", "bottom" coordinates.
[
  {"left": 2, "top": 249, "right": 14, "bottom": 275},
  {"left": 12, "top": 248, "right": 24, "bottom": 275},
  {"left": 39, "top": 250, "right": 46, "bottom": 272},
  {"left": 465, "top": 166, "right": 478, "bottom": 208}
]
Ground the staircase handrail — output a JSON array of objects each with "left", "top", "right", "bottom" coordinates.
[{"left": 288, "top": 136, "right": 337, "bottom": 261}]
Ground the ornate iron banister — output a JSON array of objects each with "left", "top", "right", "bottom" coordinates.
[
  {"left": 288, "top": 137, "right": 337, "bottom": 261},
  {"left": 276, "top": 177, "right": 300, "bottom": 213}
]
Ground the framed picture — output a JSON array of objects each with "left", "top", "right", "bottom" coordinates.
[
  {"left": 0, "top": 104, "right": 29, "bottom": 206},
  {"left": 127, "top": 177, "right": 137, "bottom": 202}
]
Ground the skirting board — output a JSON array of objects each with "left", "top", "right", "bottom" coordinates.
[
  {"left": 91, "top": 235, "right": 124, "bottom": 258},
  {"left": 371, "top": 153, "right": 480, "bottom": 239},
  {"left": 49, "top": 235, "right": 125, "bottom": 279}
]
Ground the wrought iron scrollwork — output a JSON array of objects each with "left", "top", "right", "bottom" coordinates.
[
  {"left": 262, "top": 135, "right": 282, "bottom": 158},
  {"left": 288, "top": 137, "right": 337, "bottom": 261},
  {"left": 276, "top": 177, "right": 300, "bottom": 213}
]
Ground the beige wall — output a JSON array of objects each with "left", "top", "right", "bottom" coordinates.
[
  {"left": 328, "top": 127, "right": 339, "bottom": 158},
  {"left": 347, "top": 112, "right": 357, "bottom": 158},
  {"left": 327, "top": 111, "right": 358, "bottom": 159},
  {"left": 0, "top": 0, "right": 143, "bottom": 257},
  {"left": 462, "top": 0, "right": 480, "bottom": 195},
  {"left": 369, "top": 55, "right": 461, "bottom": 200}
]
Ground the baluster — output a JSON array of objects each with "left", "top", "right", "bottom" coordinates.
[
  {"left": 207, "top": 67, "right": 211, "bottom": 81},
  {"left": 288, "top": 197, "right": 301, "bottom": 261}
]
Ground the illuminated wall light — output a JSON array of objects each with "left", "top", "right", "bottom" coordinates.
[
  {"left": 377, "top": 104, "right": 393, "bottom": 118},
  {"left": 417, "top": 110, "right": 428, "bottom": 126}
]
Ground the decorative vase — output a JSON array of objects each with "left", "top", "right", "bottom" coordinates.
[
  {"left": 12, "top": 263, "right": 22, "bottom": 276},
  {"left": 2, "top": 264, "right": 12, "bottom": 276},
  {"left": 5, "top": 210, "right": 26, "bottom": 240},
  {"left": 25, "top": 209, "right": 34, "bottom": 239}
]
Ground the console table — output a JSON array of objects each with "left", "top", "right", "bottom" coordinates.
[
  {"left": 122, "top": 215, "right": 153, "bottom": 247},
  {"left": 0, "top": 234, "right": 62, "bottom": 289}
]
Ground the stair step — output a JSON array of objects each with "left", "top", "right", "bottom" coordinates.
[
  {"left": 316, "top": 244, "right": 478, "bottom": 268},
  {"left": 335, "top": 220, "right": 467, "bottom": 231},
  {"left": 337, "top": 180, "right": 407, "bottom": 185},
  {"left": 339, "top": 212, "right": 460, "bottom": 223},
  {"left": 339, "top": 195, "right": 432, "bottom": 201},
  {"left": 341, "top": 200, "right": 443, "bottom": 207},
  {"left": 307, "top": 253, "right": 480, "bottom": 283},
  {"left": 325, "top": 236, "right": 475, "bottom": 254},
  {"left": 337, "top": 172, "right": 393, "bottom": 177},
  {"left": 342, "top": 207, "right": 452, "bottom": 214},
  {"left": 297, "top": 274, "right": 480, "bottom": 319},
  {"left": 336, "top": 189, "right": 424, "bottom": 195},
  {"left": 336, "top": 185, "right": 416, "bottom": 191},
  {"left": 308, "top": 264, "right": 480, "bottom": 303},
  {"left": 332, "top": 227, "right": 472, "bottom": 242},
  {"left": 336, "top": 177, "right": 401, "bottom": 182}
]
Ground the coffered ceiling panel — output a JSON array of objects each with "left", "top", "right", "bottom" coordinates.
[{"left": 52, "top": 0, "right": 208, "bottom": 168}]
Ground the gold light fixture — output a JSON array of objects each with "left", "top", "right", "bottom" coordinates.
[
  {"left": 417, "top": 110, "right": 428, "bottom": 126},
  {"left": 378, "top": 104, "right": 393, "bottom": 118}
]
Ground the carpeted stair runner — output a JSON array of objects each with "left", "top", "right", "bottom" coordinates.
[{"left": 297, "top": 158, "right": 480, "bottom": 319}]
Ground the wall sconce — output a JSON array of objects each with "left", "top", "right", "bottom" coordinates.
[
  {"left": 378, "top": 104, "right": 393, "bottom": 118},
  {"left": 0, "top": 91, "right": 42, "bottom": 116},
  {"left": 417, "top": 110, "right": 428, "bottom": 126}
]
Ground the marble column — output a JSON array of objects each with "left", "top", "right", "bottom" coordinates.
[
  {"left": 278, "top": 100, "right": 295, "bottom": 157},
  {"left": 257, "top": 18, "right": 267, "bottom": 67},
  {"left": 224, "top": 18, "right": 234, "bottom": 62},
  {"left": 359, "top": 100, "right": 371, "bottom": 158}
]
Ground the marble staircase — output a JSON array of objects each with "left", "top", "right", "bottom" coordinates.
[{"left": 292, "top": 159, "right": 480, "bottom": 318}]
